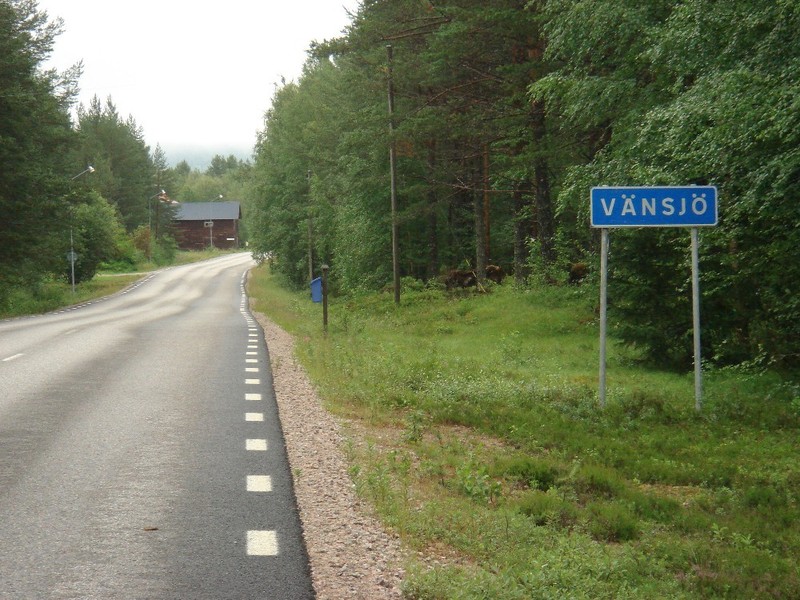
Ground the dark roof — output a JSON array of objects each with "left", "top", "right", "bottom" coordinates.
[{"left": 174, "top": 201, "right": 241, "bottom": 221}]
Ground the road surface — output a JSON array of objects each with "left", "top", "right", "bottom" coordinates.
[{"left": 0, "top": 253, "right": 314, "bottom": 599}]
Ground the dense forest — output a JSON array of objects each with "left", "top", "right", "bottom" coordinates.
[{"left": 249, "top": 0, "right": 800, "bottom": 371}]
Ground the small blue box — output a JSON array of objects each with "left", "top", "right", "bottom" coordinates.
[{"left": 310, "top": 277, "right": 322, "bottom": 303}]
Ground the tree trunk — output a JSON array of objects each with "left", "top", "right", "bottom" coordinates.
[
  {"left": 531, "top": 98, "right": 555, "bottom": 264},
  {"left": 473, "top": 156, "right": 487, "bottom": 284},
  {"left": 483, "top": 143, "right": 491, "bottom": 264},
  {"left": 426, "top": 142, "right": 439, "bottom": 280},
  {"left": 513, "top": 184, "right": 531, "bottom": 281}
]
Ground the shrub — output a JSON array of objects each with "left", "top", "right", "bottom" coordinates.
[
  {"left": 587, "top": 501, "right": 640, "bottom": 542},
  {"left": 611, "top": 389, "right": 683, "bottom": 424},
  {"left": 572, "top": 463, "right": 628, "bottom": 499},
  {"left": 493, "top": 456, "right": 561, "bottom": 491},
  {"left": 741, "top": 485, "right": 786, "bottom": 509},
  {"left": 628, "top": 490, "right": 681, "bottom": 524},
  {"left": 151, "top": 236, "right": 177, "bottom": 265},
  {"left": 456, "top": 460, "right": 502, "bottom": 504},
  {"left": 515, "top": 490, "right": 578, "bottom": 528}
]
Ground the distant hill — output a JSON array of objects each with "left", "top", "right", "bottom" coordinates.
[{"left": 161, "top": 144, "right": 253, "bottom": 170}]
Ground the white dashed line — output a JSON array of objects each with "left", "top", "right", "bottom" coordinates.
[
  {"left": 2, "top": 353, "right": 24, "bottom": 362},
  {"left": 247, "top": 475, "right": 272, "bottom": 492},
  {"left": 246, "top": 439, "right": 268, "bottom": 451},
  {"left": 240, "top": 287, "right": 280, "bottom": 557},
  {"left": 247, "top": 530, "right": 278, "bottom": 556}
]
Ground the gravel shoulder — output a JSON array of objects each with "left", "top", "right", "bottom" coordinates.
[{"left": 252, "top": 309, "right": 406, "bottom": 599}]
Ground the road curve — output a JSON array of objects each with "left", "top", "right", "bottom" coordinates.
[{"left": 0, "top": 253, "right": 314, "bottom": 599}]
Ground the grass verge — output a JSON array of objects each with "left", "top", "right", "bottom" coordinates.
[
  {"left": 0, "top": 273, "right": 143, "bottom": 318},
  {"left": 248, "top": 265, "right": 800, "bottom": 599},
  {"left": 0, "top": 249, "right": 239, "bottom": 319}
]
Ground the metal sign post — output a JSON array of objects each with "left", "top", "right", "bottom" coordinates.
[
  {"left": 67, "top": 246, "right": 77, "bottom": 295},
  {"left": 599, "top": 229, "right": 609, "bottom": 408},
  {"left": 690, "top": 228, "right": 702, "bottom": 410},
  {"left": 591, "top": 186, "right": 718, "bottom": 411}
]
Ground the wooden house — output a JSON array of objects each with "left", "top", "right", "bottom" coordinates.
[{"left": 172, "top": 201, "right": 241, "bottom": 250}]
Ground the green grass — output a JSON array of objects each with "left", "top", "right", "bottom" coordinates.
[
  {"left": 0, "top": 273, "right": 144, "bottom": 318},
  {"left": 253, "top": 267, "right": 800, "bottom": 597},
  {"left": 0, "top": 249, "right": 241, "bottom": 319}
]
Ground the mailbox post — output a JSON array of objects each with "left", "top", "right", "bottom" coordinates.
[{"left": 321, "top": 264, "right": 329, "bottom": 334}]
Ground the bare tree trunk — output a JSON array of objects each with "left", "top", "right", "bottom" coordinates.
[
  {"left": 474, "top": 157, "right": 487, "bottom": 285},
  {"left": 513, "top": 184, "right": 531, "bottom": 282},
  {"left": 483, "top": 143, "right": 491, "bottom": 264},
  {"left": 531, "top": 98, "right": 555, "bottom": 264},
  {"left": 426, "top": 142, "right": 439, "bottom": 280},
  {"left": 387, "top": 45, "right": 400, "bottom": 304}
]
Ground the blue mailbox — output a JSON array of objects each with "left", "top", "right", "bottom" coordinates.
[{"left": 310, "top": 277, "right": 322, "bottom": 303}]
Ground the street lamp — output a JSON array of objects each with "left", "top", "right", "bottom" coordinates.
[
  {"left": 71, "top": 165, "right": 95, "bottom": 180},
  {"left": 68, "top": 166, "right": 95, "bottom": 293}
]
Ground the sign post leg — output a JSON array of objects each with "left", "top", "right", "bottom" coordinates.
[
  {"left": 322, "top": 264, "right": 329, "bottom": 335},
  {"left": 590, "top": 187, "right": 716, "bottom": 413},
  {"left": 691, "top": 228, "right": 702, "bottom": 411},
  {"left": 599, "top": 228, "right": 609, "bottom": 408}
]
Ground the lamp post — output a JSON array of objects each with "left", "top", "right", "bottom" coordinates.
[
  {"left": 69, "top": 166, "right": 95, "bottom": 293},
  {"left": 148, "top": 189, "right": 166, "bottom": 261},
  {"left": 307, "top": 170, "right": 313, "bottom": 283}
]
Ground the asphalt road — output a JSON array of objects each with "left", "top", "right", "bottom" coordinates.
[{"left": 0, "top": 253, "right": 314, "bottom": 599}]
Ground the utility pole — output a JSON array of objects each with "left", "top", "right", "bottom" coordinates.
[
  {"left": 307, "top": 170, "right": 313, "bottom": 283},
  {"left": 68, "top": 166, "right": 95, "bottom": 293},
  {"left": 387, "top": 44, "right": 400, "bottom": 305},
  {"left": 483, "top": 143, "right": 491, "bottom": 264}
]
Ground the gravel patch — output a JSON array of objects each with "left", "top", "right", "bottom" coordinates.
[{"left": 252, "top": 310, "right": 406, "bottom": 599}]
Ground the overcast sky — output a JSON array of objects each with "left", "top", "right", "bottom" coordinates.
[{"left": 38, "top": 1, "right": 359, "bottom": 166}]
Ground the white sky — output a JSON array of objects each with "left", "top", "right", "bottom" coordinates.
[{"left": 38, "top": 1, "right": 359, "bottom": 165}]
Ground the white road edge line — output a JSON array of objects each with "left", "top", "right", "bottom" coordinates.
[
  {"left": 246, "top": 439, "right": 268, "bottom": 451},
  {"left": 247, "top": 530, "right": 278, "bottom": 556},
  {"left": 247, "top": 475, "right": 273, "bottom": 492}
]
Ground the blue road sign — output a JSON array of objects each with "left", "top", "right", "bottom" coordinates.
[{"left": 591, "top": 186, "right": 718, "bottom": 228}]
